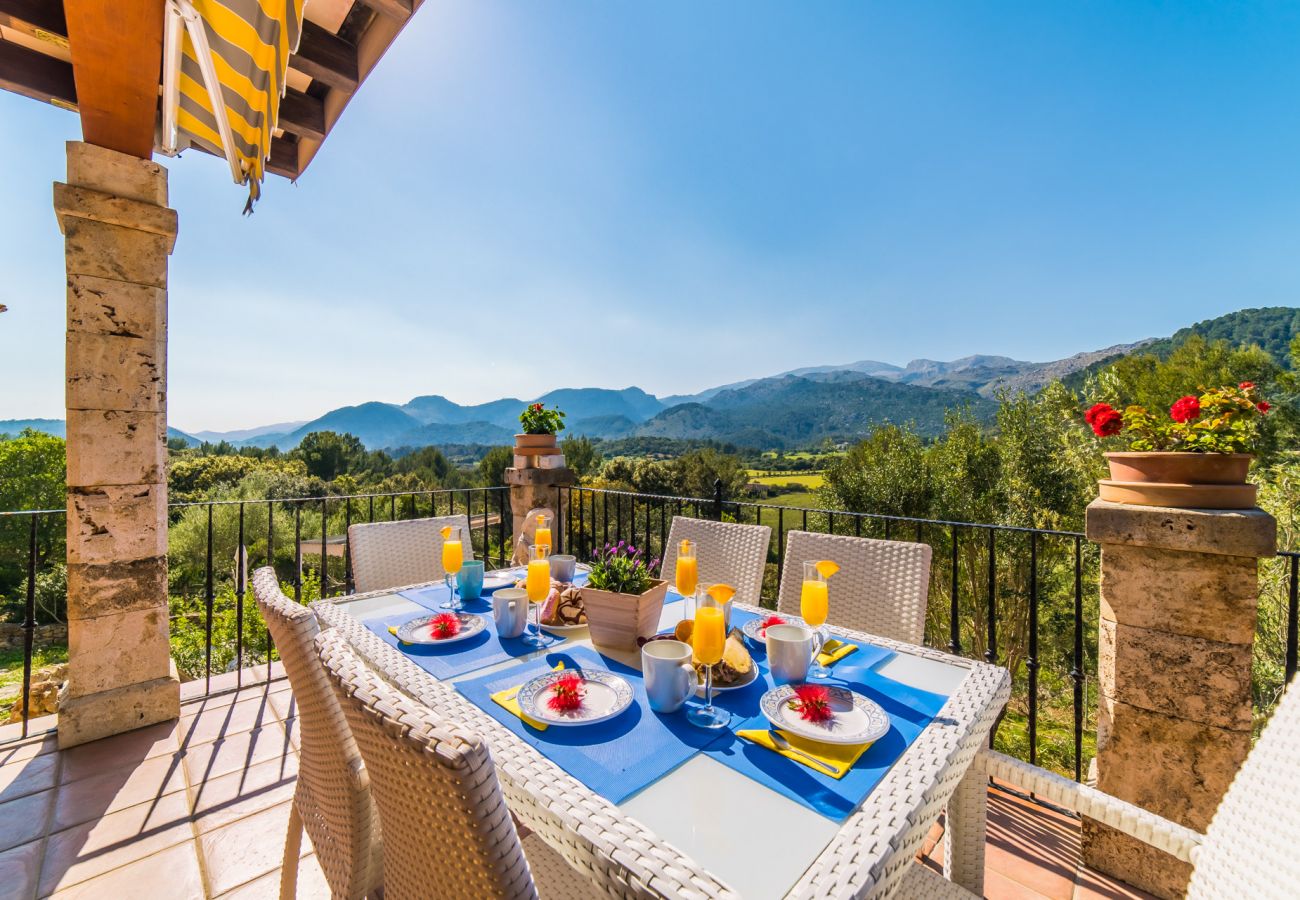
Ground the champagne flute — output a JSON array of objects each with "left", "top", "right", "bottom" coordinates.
[
  {"left": 524, "top": 544, "right": 551, "bottom": 646},
  {"left": 675, "top": 539, "right": 698, "bottom": 608},
  {"left": 801, "top": 560, "right": 831, "bottom": 679},
  {"left": 686, "top": 606, "right": 731, "bottom": 729},
  {"left": 534, "top": 513, "right": 553, "bottom": 558},
  {"left": 440, "top": 525, "right": 466, "bottom": 610}
]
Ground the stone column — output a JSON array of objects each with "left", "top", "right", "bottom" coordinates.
[
  {"left": 1082, "top": 499, "right": 1276, "bottom": 898},
  {"left": 504, "top": 466, "right": 575, "bottom": 558},
  {"left": 54, "top": 141, "right": 180, "bottom": 748}
]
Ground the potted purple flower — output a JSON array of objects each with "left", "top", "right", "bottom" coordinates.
[{"left": 580, "top": 541, "right": 667, "bottom": 650}]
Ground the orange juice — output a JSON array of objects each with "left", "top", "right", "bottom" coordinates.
[
  {"left": 535, "top": 527, "right": 552, "bottom": 554},
  {"left": 526, "top": 559, "right": 551, "bottom": 603},
  {"left": 675, "top": 555, "right": 698, "bottom": 598},
  {"left": 442, "top": 540, "right": 463, "bottom": 577},
  {"left": 800, "top": 579, "right": 829, "bottom": 627},
  {"left": 694, "top": 606, "right": 726, "bottom": 665}
]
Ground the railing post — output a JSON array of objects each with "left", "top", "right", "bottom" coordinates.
[
  {"left": 1082, "top": 500, "right": 1276, "bottom": 898},
  {"left": 712, "top": 478, "right": 723, "bottom": 521}
]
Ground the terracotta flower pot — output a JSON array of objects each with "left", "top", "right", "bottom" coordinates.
[
  {"left": 1099, "top": 452, "right": 1256, "bottom": 509},
  {"left": 580, "top": 579, "right": 669, "bottom": 651},
  {"left": 1104, "top": 452, "right": 1252, "bottom": 485},
  {"left": 514, "top": 433, "right": 558, "bottom": 450}
]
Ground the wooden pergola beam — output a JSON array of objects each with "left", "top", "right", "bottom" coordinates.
[
  {"left": 356, "top": 0, "right": 412, "bottom": 22},
  {"left": 0, "top": 37, "right": 75, "bottom": 107},
  {"left": 293, "top": 20, "right": 358, "bottom": 93},
  {"left": 279, "top": 88, "right": 325, "bottom": 141},
  {"left": 0, "top": 0, "right": 68, "bottom": 46},
  {"left": 63, "top": 0, "right": 165, "bottom": 159}
]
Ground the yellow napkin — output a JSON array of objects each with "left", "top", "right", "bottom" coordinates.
[
  {"left": 738, "top": 728, "right": 873, "bottom": 779},
  {"left": 816, "top": 638, "right": 858, "bottom": 668},
  {"left": 387, "top": 625, "right": 408, "bottom": 644},
  {"left": 491, "top": 662, "right": 566, "bottom": 731}
]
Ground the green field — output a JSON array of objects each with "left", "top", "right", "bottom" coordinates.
[{"left": 748, "top": 472, "right": 825, "bottom": 489}]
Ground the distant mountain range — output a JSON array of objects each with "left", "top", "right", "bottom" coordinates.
[{"left": 4, "top": 307, "right": 1295, "bottom": 452}]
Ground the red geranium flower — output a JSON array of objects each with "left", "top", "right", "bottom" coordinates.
[
  {"left": 1090, "top": 408, "right": 1123, "bottom": 437},
  {"left": 547, "top": 673, "right": 585, "bottom": 712},
  {"left": 790, "top": 685, "right": 834, "bottom": 724},
  {"left": 1084, "top": 403, "right": 1113, "bottom": 426},
  {"left": 1257, "top": 401, "right": 1270, "bottom": 414},
  {"left": 1170, "top": 395, "right": 1201, "bottom": 424},
  {"left": 1239, "top": 382, "right": 1255, "bottom": 391}
]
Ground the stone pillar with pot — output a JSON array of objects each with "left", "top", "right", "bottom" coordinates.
[
  {"left": 54, "top": 141, "right": 181, "bottom": 747},
  {"left": 1081, "top": 498, "right": 1276, "bottom": 897},
  {"left": 504, "top": 432, "right": 574, "bottom": 557}
]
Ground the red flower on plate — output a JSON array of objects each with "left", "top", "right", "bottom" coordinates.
[
  {"left": 1170, "top": 395, "right": 1201, "bottom": 423},
  {"left": 547, "top": 673, "right": 586, "bottom": 712},
  {"left": 789, "top": 685, "right": 834, "bottom": 724},
  {"left": 759, "top": 615, "right": 786, "bottom": 637},
  {"left": 429, "top": 613, "right": 461, "bottom": 639}
]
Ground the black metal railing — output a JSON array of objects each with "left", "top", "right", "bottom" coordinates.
[
  {"left": 1, "top": 485, "right": 1297, "bottom": 775},
  {"left": 559, "top": 484, "right": 1300, "bottom": 782},
  {"left": 0, "top": 487, "right": 513, "bottom": 744}
]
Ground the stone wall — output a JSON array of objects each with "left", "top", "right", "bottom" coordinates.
[{"left": 0, "top": 623, "right": 67, "bottom": 652}]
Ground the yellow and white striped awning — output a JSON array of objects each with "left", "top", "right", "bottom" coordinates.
[{"left": 162, "top": 0, "right": 304, "bottom": 211}]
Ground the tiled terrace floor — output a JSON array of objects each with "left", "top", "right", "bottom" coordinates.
[{"left": 0, "top": 667, "right": 1153, "bottom": 899}]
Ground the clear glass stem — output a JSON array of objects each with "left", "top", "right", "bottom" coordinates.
[{"left": 703, "top": 665, "right": 715, "bottom": 713}]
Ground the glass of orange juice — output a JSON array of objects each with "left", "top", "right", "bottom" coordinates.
[
  {"left": 686, "top": 605, "right": 731, "bottom": 729},
  {"left": 523, "top": 544, "right": 551, "bottom": 646},
  {"left": 534, "top": 513, "right": 553, "bottom": 558},
  {"left": 440, "top": 525, "right": 466, "bottom": 609},
  {"left": 675, "top": 539, "right": 698, "bottom": 605},
  {"left": 801, "top": 561, "right": 831, "bottom": 679}
]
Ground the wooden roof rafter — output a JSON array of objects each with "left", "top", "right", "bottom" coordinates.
[{"left": 0, "top": 0, "right": 422, "bottom": 181}]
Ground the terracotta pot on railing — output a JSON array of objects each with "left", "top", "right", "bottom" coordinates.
[
  {"left": 1099, "top": 452, "right": 1256, "bottom": 509},
  {"left": 513, "top": 433, "right": 564, "bottom": 470}
]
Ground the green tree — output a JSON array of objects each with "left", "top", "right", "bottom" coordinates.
[
  {"left": 820, "top": 424, "right": 932, "bottom": 518},
  {"left": 477, "top": 446, "right": 513, "bottom": 487},
  {"left": 0, "top": 430, "right": 67, "bottom": 607},
  {"left": 672, "top": 448, "right": 748, "bottom": 499},
  {"left": 561, "top": 435, "right": 602, "bottom": 480},
  {"left": 292, "top": 431, "right": 365, "bottom": 481}
]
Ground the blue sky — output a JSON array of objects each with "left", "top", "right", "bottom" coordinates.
[{"left": 3, "top": 1, "right": 1299, "bottom": 431}]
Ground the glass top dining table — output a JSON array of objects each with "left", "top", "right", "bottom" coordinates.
[{"left": 318, "top": 572, "right": 1010, "bottom": 899}]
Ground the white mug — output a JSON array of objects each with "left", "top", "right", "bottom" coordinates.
[
  {"left": 642, "top": 640, "right": 699, "bottom": 714},
  {"left": 766, "top": 624, "right": 815, "bottom": 684},
  {"left": 493, "top": 588, "right": 529, "bottom": 639}
]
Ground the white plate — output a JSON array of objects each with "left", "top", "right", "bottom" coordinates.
[
  {"left": 741, "top": 614, "right": 804, "bottom": 644},
  {"left": 759, "top": 685, "right": 890, "bottom": 746},
  {"left": 540, "top": 620, "right": 588, "bottom": 636},
  {"left": 395, "top": 613, "right": 487, "bottom": 645},
  {"left": 516, "top": 669, "right": 634, "bottom": 726},
  {"left": 695, "top": 661, "right": 759, "bottom": 694},
  {"left": 481, "top": 571, "right": 518, "bottom": 592}
]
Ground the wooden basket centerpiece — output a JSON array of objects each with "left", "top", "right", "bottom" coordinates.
[
  {"left": 1084, "top": 384, "right": 1267, "bottom": 510},
  {"left": 579, "top": 542, "right": 668, "bottom": 651}
]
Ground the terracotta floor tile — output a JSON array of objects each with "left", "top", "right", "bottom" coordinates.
[
  {"left": 180, "top": 697, "right": 278, "bottom": 747},
  {"left": 0, "top": 787, "right": 54, "bottom": 853},
  {"left": 197, "top": 801, "right": 310, "bottom": 896},
  {"left": 0, "top": 732, "right": 59, "bottom": 767},
  {"left": 0, "top": 839, "right": 44, "bottom": 898},
  {"left": 59, "top": 720, "right": 180, "bottom": 784},
  {"left": 0, "top": 751, "right": 58, "bottom": 804},
  {"left": 181, "top": 681, "right": 273, "bottom": 712},
  {"left": 1074, "top": 865, "right": 1160, "bottom": 900},
  {"left": 182, "top": 721, "right": 295, "bottom": 785},
  {"left": 0, "top": 714, "right": 57, "bottom": 745},
  {"left": 215, "top": 853, "right": 329, "bottom": 899},
  {"left": 53, "top": 753, "right": 188, "bottom": 831},
  {"left": 47, "top": 839, "right": 205, "bottom": 900},
  {"left": 191, "top": 756, "right": 299, "bottom": 835},
  {"left": 267, "top": 689, "right": 297, "bottom": 724},
  {"left": 986, "top": 865, "right": 1054, "bottom": 900},
  {"left": 40, "top": 792, "right": 193, "bottom": 894}
]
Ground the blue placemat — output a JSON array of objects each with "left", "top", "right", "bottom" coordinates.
[
  {"left": 364, "top": 594, "right": 563, "bottom": 681},
  {"left": 700, "top": 657, "right": 948, "bottom": 821},
  {"left": 454, "top": 645, "right": 719, "bottom": 803}
]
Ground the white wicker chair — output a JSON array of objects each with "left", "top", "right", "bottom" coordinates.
[
  {"left": 659, "top": 516, "right": 772, "bottom": 608},
  {"left": 314, "top": 628, "right": 601, "bottom": 899},
  {"left": 250, "top": 567, "right": 383, "bottom": 899},
  {"left": 776, "top": 530, "right": 932, "bottom": 645},
  {"left": 902, "top": 676, "right": 1300, "bottom": 898},
  {"left": 511, "top": 507, "right": 558, "bottom": 565},
  {"left": 348, "top": 514, "right": 473, "bottom": 593}
]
